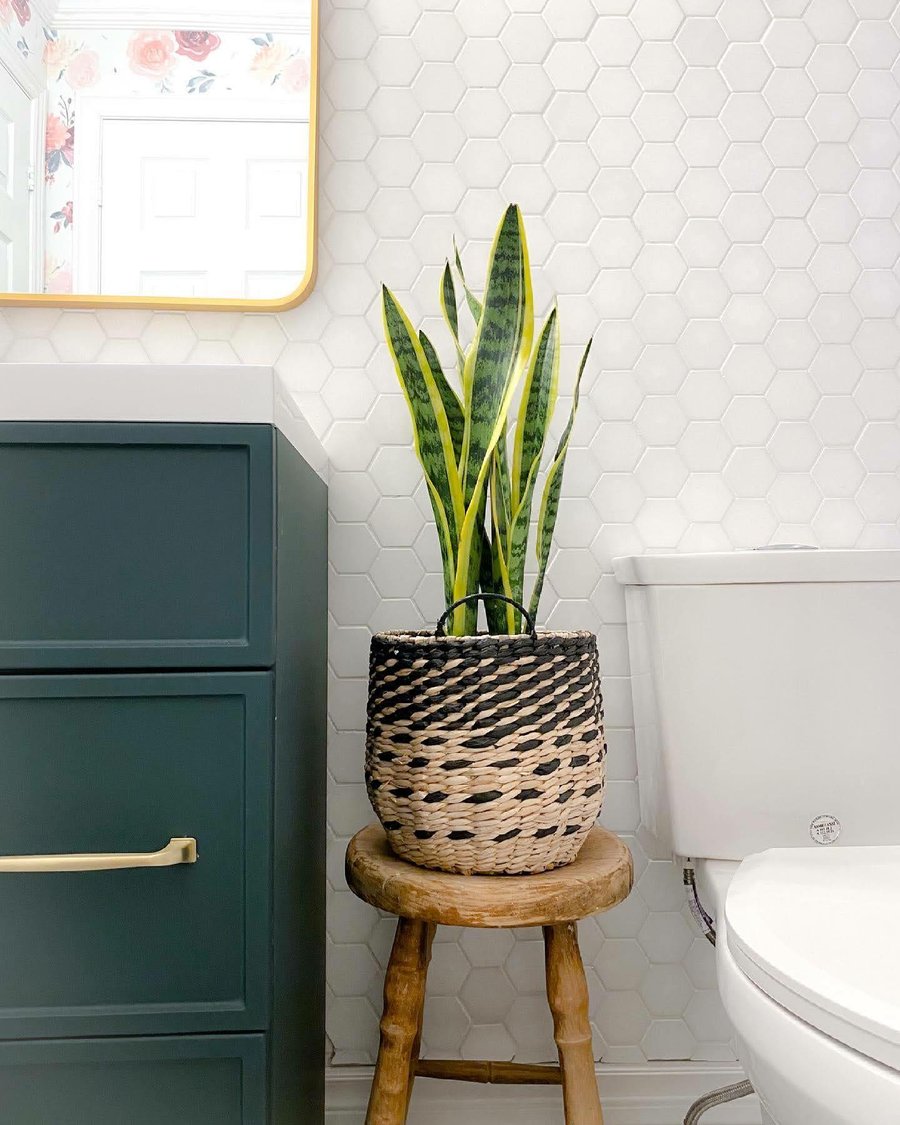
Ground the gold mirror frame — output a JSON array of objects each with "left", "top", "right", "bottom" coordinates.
[{"left": 2, "top": 0, "right": 319, "bottom": 314}]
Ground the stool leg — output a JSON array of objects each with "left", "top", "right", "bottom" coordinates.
[
  {"left": 543, "top": 922, "right": 603, "bottom": 1125},
  {"left": 366, "top": 918, "right": 435, "bottom": 1125},
  {"left": 405, "top": 924, "right": 435, "bottom": 1115}
]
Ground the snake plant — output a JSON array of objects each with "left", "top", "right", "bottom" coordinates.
[{"left": 382, "top": 203, "right": 591, "bottom": 636}]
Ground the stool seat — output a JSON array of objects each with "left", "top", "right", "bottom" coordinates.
[{"left": 346, "top": 823, "right": 632, "bottom": 928}]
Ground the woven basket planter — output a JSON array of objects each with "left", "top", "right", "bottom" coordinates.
[{"left": 365, "top": 594, "right": 606, "bottom": 876}]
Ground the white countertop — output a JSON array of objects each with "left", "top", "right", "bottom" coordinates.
[{"left": 0, "top": 364, "right": 328, "bottom": 481}]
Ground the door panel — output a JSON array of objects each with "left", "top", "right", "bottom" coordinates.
[
  {"left": 97, "top": 115, "right": 307, "bottom": 299},
  {"left": 0, "top": 1035, "right": 266, "bottom": 1125},
  {"left": 0, "top": 673, "right": 272, "bottom": 1039}
]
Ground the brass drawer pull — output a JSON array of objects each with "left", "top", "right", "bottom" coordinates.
[{"left": 0, "top": 837, "right": 198, "bottom": 873}]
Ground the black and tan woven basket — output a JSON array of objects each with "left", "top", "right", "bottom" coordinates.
[{"left": 365, "top": 593, "right": 606, "bottom": 876}]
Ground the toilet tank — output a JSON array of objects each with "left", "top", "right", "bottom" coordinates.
[{"left": 614, "top": 549, "right": 900, "bottom": 861}]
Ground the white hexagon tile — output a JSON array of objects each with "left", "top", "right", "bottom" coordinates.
[{"left": 7, "top": 0, "right": 900, "bottom": 1075}]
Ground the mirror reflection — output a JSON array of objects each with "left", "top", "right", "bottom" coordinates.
[{"left": 0, "top": 0, "right": 314, "bottom": 303}]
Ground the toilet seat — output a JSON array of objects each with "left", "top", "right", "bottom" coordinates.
[
  {"left": 725, "top": 846, "right": 900, "bottom": 1071},
  {"left": 718, "top": 909, "right": 900, "bottom": 1125}
]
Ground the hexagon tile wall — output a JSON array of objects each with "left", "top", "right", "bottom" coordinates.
[{"left": 6, "top": 0, "right": 900, "bottom": 1073}]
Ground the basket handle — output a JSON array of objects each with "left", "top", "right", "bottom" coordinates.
[{"left": 435, "top": 593, "right": 537, "bottom": 639}]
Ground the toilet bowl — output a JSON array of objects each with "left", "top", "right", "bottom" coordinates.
[
  {"left": 700, "top": 849, "right": 900, "bottom": 1125},
  {"left": 614, "top": 549, "right": 900, "bottom": 1125}
]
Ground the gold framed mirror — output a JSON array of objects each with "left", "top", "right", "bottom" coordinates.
[{"left": 0, "top": 0, "right": 318, "bottom": 311}]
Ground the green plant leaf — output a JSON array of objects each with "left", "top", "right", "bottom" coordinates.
[
  {"left": 381, "top": 204, "right": 591, "bottom": 639},
  {"left": 462, "top": 492, "right": 485, "bottom": 634},
  {"left": 507, "top": 308, "right": 560, "bottom": 623},
  {"left": 427, "top": 478, "right": 457, "bottom": 607},
  {"left": 439, "top": 261, "right": 466, "bottom": 372},
  {"left": 419, "top": 330, "right": 464, "bottom": 464},
  {"left": 492, "top": 441, "right": 511, "bottom": 541},
  {"left": 451, "top": 206, "right": 534, "bottom": 632},
  {"left": 489, "top": 460, "right": 517, "bottom": 633},
  {"left": 451, "top": 407, "right": 527, "bottom": 631},
  {"left": 478, "top": 524, "right": 507, "bottom": 634},
  {"left": 453, "top": 237, "right": 483, "bottom": 326},
  {"left": 477, "top": 453, "right": 513, "bottom": 635},
  {"left": 459, "top": 205, "right": 534, "bottom": 508},
  {"left": 440, "top": 261, "right": 459, "bottom": 341},
  {"left": 529, "top": 338, "right": 592, "bottom": 622},
  {"left": 382, "top": 285, "right": 464, "bottom": 587},
  {"left": 511, "top": 306, "right": 560, "bottom": 513},
  {"left": 477, "top": 537, "right": 506, "bottom": 630}
]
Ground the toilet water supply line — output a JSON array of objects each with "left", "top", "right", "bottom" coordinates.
[
  {"left": 681, "top": 862, "right": 755, "bottom": 1124},
  {"left": 683, "top": 863, "right": 717, "bottom": 946},
  {"left": 684, "top": 1080, "right": 756, "bottom": 1125}
]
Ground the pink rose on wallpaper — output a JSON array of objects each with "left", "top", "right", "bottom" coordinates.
[
  {"left": 65, "top": 49, "right": 101, "bottom": 89},
  {"left": 43, "top": 35, "right": 76, "bottom": 71},
  {"left": 174, "top": 30, "right": 221, "bottom": 62},
  {"left": 45, "top": 113, "right": 68, "bottom": 154},
  {"left": 281, "top": 54, "right": 310, "bottom": 94},
  {"left": 45, "top": 111, "right": 74, "bottom": 176},
  {"left": 251, "top": 41, "right": 291, "bottom": 81},
  {"left": 45, "top": 262, "right": 72, "bottom": 295},
  {"left": 127, "top": 30, "right": 176, "bottom": 77},
  {"left": 11, "top": 0, "right": 29, "bottom": 26},
  {"left": 51, "top": 201, "right": 73, "bottom": 233}
]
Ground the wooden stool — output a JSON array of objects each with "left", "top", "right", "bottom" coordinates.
[{"left": 345, "top": 824, "right": 633, "bottom": 1125}]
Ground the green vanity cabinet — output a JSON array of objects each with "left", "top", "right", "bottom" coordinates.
[{"left": 0, "top": 423, "right": 327, "bottom": 1124}]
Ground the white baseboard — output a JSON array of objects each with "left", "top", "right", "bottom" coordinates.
[{"left": 326, "top": 1063, "right": 762, "bottom": 1125}]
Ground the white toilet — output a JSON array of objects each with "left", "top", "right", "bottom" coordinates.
[{"left": 614, "top": 549, "right": 900, "bottom": 1125}]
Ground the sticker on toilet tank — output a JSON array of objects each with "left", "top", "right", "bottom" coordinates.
[{"left": 810, "top": 814, "right": 841, "bottom": 845}]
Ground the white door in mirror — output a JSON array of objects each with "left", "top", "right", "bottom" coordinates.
[
  {"left": 0, "top": 75, "right": 34, "bottom": 292},
  {"left": 78, "top": 103, "right": 308, "bottom": 299}
]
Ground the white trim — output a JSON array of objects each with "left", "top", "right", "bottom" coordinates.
[
  {"left": 73, "top": 94, "right": 310, "bottom": 295},
  {"left": 51, "top": 1, "right": 310, "bottom": 34},
  {"left": 76, "top": 93, "right": 310, "bottom": 125},
  {"left": 0, "top": 32, "right": 41, "bottom": 97},
  {"left": 326, "top": 1064, "right": 762, "bottom": 1125},
  {"left": 30, "top": 0, "right": 57, "bottom": 27},
  {"left": 28, "top": 90, "right": 46, "bottom": 294},
  {"left": 0, "top": 44, "right": 46, "bottom": 294}
]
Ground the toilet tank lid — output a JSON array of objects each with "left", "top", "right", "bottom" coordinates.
[{"left": 613, "top": 548, "right": 900, "bottom": 586}]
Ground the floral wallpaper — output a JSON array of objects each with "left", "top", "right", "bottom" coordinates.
[
  {"left": 0, "top": 0, "right": 34, "bottom": 49},
  {"left": 0, "top": 0, "right": 48, "bottom": 86},
  {"left": 42, "top": 26, "right": 311, "bottom": 293}
]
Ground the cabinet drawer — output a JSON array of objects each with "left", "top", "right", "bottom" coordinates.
[
  {"left": 0, "top": 423, "right": 274, "bottom": 669},
  {"left": 0, "top": 1035, "right": 266, "bottom": 1125},
  {"left": 0, "top": 674, "right": 272, "bottom": 1039}
]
